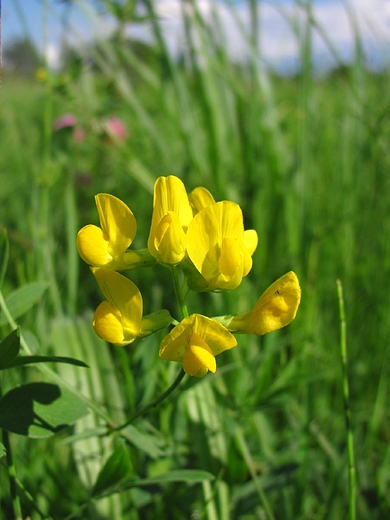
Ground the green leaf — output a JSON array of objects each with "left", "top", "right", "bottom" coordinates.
[
  {"left": 122, "top": 424, "right": 165, "bottom": 458},
  {"left": 0, "top": 282, "right": 49, "bottom": 326},
  {"left": 2, "top": 355, "right": 89, "bottom": 370},
  {"left": 0, "top": 329, "right": 20, "bottom": 369},
  {"left": 0, "top": 382, "right": 89, "bottom": 438},
  {"left": 0, "top": 442, "right": 6, "bottom": 459},
  {"left": 92, "top": 444, "right": 134, "bottom": 497}
]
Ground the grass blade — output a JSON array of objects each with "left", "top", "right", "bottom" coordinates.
[{"left": 336, "top": 279, "right": 356, "bottom": 520}]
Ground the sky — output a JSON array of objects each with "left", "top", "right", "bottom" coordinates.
[{"left": 2, "top": 0, "right": 390, "bottom": 74}]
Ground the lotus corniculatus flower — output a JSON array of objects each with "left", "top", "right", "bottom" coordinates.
[
  {"left": 92, "top": 268, "right": 172, "bottom": 346},
  {"left": 77, "top": 193, "right": 155, "bottom": 270},
  {"left": 147, "top": 176, "right": 193, "bottom": 265},
  {"left": 186, "top": 201, "right": 258, "bottom": 291},
  {"left": 159, "top": 314, "right": 237, "bottom": 377},
  {"left": 227, "top": 272, "right": 301, "bottom": 335}
]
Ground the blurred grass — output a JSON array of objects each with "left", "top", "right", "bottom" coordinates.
[{"left": 1, "top": 0, "right": 390, "bottom": 518}]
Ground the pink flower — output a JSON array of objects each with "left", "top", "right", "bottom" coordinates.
[
  {"left": 104, "top": 116, "right": 127, "bottom": 141},
  {"left": 53, "top": 113, "right": 77, "bottom": 130}
]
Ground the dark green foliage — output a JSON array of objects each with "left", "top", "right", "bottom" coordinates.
[{"left": 0, "top": 382, "right": 89, "bottom": 438}]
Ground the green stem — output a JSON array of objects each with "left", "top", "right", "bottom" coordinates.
[
  {"left": 336, "top": 279, "right": 356, "bottom": 520},
  {"left": 65, "top": 178, "right": 78, "bottom": 316},
  {"left": 110, "top": 368, "right": 186, "bottom": 433},
  {"left": 2, "top": 430, "right": 23, "bottom": 520},
  {"left": 170, "top": 265, "right": 189, "bottom": 318}
]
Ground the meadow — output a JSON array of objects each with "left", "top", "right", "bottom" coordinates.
[{"left": 1, "top": 1, "right": 390, "bottom": 518}]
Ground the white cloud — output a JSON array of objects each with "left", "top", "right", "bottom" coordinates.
[{"left": 45, "top": 43, "right": 63, "bottom": 70}]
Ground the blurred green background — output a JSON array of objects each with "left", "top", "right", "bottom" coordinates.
[{"left": 1, "top": 0, "right": 390, "bottom": 518}]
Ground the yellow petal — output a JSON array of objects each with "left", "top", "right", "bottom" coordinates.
[
  {"left": 91, "top": 268, "right": 143, "bottom": 335},
  {"left": 92, "top": 301, "right": 126, "bottom": 345},
  {"left": 243, "top": 229, "right": 258, "bottom": 256},
  {"left": 240, "top": 245, "right": 253, "bottom": 277},
  {"left": 182, "top": 347, "right": 204, "bottom": 376},
  {"left": 187, "top": 202, "right": 237, "bottom": 281},
  {"left": 148, "top": 176, "right": 193, "bottom": 260},
  {"left": 182, "top": 333, "right": 216, "bottom": 376},
  {"left": 159, "top": 318, "right": 192, "bottom": 362},
  {"left": 218, "top": 201, "right": 245, "bottom": 239},
  {"left": 159, "top": 314, "right": 237, "bottom": 363},
  {"left": 191, "top": 314, "right": 237, "bottom": 355},
  {"left": 154, "top": 211, "right": 187, "bottom": 264},
  {"left": 95, "top": 193, "right": 136, "bottom": 259},
  {"left": 219, "top": 237, "right": 242, "bottom": 278},
  {"left": 188, "top": 186, "right": 216, "bottom": 214},
  {"left": 190, "top": 333, "right": 217, "bottom": 372},
  {"left": 217, "top": 236, "right": 253, "bottom": 289},
  {"left": 77, "top": 224, "right": 111, "bottom": 267},
  {"left": 229, "top": 272, "right": 301, "bottom": 335},
  {"left": 214, "top": 237, "right": 251, "bottom": 290}
]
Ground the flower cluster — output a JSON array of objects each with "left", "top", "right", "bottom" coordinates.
[{"left": 77, "top": 176, "right": 301, "bottom": 377}]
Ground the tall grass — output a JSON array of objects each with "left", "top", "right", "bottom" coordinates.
[{"left": 1, "top": 0, "right": 390, "bottom": 518}]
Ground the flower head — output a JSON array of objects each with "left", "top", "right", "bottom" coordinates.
[
  {"left": 92, "top": 268, "right": 171, "bottom": 346},
  {"left": 160, "top": 314, "right": 237, "bottom": 377},
  {"left": 186, "top": 201, "right": 258, "bottom": 291},
  {"left": 36, "top": 67, "right": 47, "bottom": 82},
  {"left": 77, "top": 193, "right": 146, "bottom": 270},
  {"left": 228, "top": 271, "right": 301, "bottom": 335},
  {"left": 104, "top": 116, "right": 127, "bottom": 142},
  {"left": 147, "top": 176, "right": 193, "bottom": 265},
  {"left": 53, "top": 113, "right": 77, "bottom": 130}
]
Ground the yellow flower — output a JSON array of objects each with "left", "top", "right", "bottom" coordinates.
[
  {"left": 77, "top": 194, "right": 153, "bottom": 270},
  {"left": 186, "top": 201, "right": 258, "bottom": 291},
  {"left": 160, "top": 314, "right": 237, "bottom": 377},
  {"left": 228, "top": 272, "right": 301, "bottom": 335},
  {"left": 91, "top": 268, "right": 172, "bottom": 346},
  {"left": 35, "top": 67, "right": 47, "bottom": 82},
  {"left": 92, "top": 268, "right": 143, "bottom": 345},
  {"left": 147, "top": 176, "right": 193, "bottom": 264},
  {"left": 188, "top": 186, "right": 216, "bottom": 215}
]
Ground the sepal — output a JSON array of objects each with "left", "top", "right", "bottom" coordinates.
[
  {"left": 140, "top": 310, "right": 174, "bottom": 335},
  {"left": 123, "top": 249, "right": 156, "bottom": 269}
]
